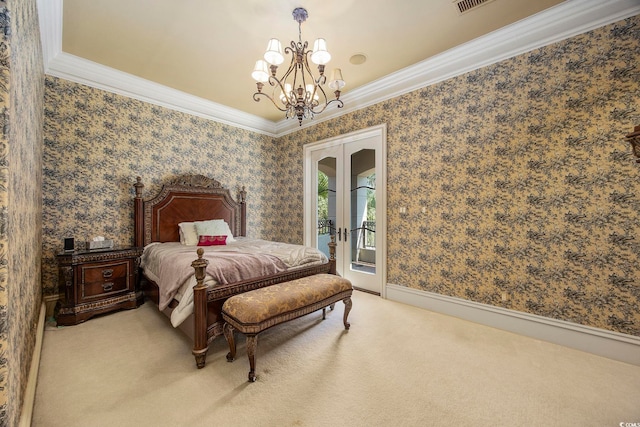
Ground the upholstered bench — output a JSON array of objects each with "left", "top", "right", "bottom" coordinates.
[{"left": 222, "top": 273, "right": 353, "bottom": 382}]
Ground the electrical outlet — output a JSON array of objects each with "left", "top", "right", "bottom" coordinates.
[{"left": 501, "top": 292, "right": 508, "bottom": 301}]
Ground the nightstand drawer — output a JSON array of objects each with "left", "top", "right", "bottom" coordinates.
[
  {"left": 81, "top": 277, "right": 130, "bottom": 299},
  {"left": 81, "top": 261, "right": 129, "bottom": 283}
]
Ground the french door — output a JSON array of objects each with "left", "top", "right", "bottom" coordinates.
[{"left": 304, "top": 125, "right": 386, "bottom": 295}]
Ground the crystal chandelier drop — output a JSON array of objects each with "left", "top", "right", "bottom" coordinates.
[{"left": 251, "top": 7, "right": 345, "bottom": 126}]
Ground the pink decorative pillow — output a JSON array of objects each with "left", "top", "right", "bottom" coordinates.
[{"left": 197, "top": 235, "right": 227, "bottom": 246}]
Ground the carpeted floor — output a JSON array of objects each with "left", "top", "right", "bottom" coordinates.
[{"left": 33, "top": 291, "right": 640, "bottom": 426}]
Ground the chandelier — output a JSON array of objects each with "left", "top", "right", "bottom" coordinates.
[{"left": 251, "top": 7, "right": 345, "bottom": 126}]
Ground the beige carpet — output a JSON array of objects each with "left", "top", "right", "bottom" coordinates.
[{"left": 33, "top": 291, "right": 640, "bottom": 427}]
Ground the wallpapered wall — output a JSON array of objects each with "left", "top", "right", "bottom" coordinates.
[
  {"left": 279, "top": 16, "right": 640, "bottom": 336},
  {"left": 43, "top": 13, "right": 639, "bottom": 356},
  {"left": 1, "top": 0, "right": 44, "bottom": 425},
  {"left": 0, "top": 1, "right": 9, "bottom": 421},
  {"left": 42, "top": 82, "right": 279, "bottom": 297}
]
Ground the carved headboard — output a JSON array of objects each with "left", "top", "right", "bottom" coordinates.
[{"left": 134, "top": 175, "right": 246, "bottom": 247}]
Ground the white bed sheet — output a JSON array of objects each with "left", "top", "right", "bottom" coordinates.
[{"left": 140, "top": 237, "right": 328, "bottom": 327}]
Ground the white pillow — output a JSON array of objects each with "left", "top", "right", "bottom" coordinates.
[
  {"left": 178, "top": 222, "right": 199, "bottom": 246},
  {"left": 194, "top": 219, "right": 235, "bottom": 242},
  {"left": 218, "top": 221, "right": 236, "bottom": 242}
]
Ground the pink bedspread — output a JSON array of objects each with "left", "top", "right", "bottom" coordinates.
[{"left": 155, "top": 250, "right": 287, "bottom": 310}]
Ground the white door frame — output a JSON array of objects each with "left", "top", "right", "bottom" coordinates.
[{"left": 303, "top": 124, "right": 387, "bottom": 297}]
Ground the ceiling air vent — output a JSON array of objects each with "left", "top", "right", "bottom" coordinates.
[{"left": 453, "top": 0, "right": 496, "bottom": 15}]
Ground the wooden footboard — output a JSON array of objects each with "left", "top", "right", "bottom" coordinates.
[{"left": 190, "top": 238, "right": 336, "bottom": 368}]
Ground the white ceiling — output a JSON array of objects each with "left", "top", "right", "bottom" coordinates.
[{"left": 39, "top": 0, "right": 640, "bottom": 136}]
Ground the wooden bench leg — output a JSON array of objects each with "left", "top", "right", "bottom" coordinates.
[
  {"left": 343, "top": 296, "right": 352, "bottom": 330},
  {"left": 223, "top": 323, "right": 236, "bottom": 362},
  {"left": 246, "top": 335, "right": 258, "bottom": 382}
]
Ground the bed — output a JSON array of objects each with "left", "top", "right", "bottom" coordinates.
[{"left": 133, "top": 174, "right": 336, "bottom": 368}]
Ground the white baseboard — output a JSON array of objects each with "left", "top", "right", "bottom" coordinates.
[
  {"left": 386, "top": 284, "right": 640, "bottom": 366},
  {"left": 19, "top": 302, "right": 46, "bottom": 427}
]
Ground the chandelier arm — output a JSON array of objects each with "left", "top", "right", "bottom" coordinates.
[
  {"left": 308, "top": 84, "right": 343, "bottom": 113},
  {"left": 252, "top": 91, "right": 290, "bottom": 112},
  {"left": 302, "top": 51, "right": 318, "bottom": 79},
  {"left": 303, "top": 49, "right": 327, "bottom": 87},
  {"left": 306, "top": 79, "right": 331, "bottom": 111},
  {"left": 276, "top": 50, "right": 297, "bottom": 86},
  {"left": 267, "top": 75, "right": 289, "bottom": 99},
  {"left": 303, "top": 51, "right": 330, "bottom": 103},
  {"left": 311, "top": 98, "right": 344, "bottom": 115},
  {"left": 276, "top": 48, "right": 300, "bottom": 106},
  {"left": 315, "top": 88, "right": 328, "bottom": 108},
  {"left": 302, "top": 56, "right": 314, "bottom": 103},
  {"left": 283, "top": 44, "right": 296, "bottom": 61}
]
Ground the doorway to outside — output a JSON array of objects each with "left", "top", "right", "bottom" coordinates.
[{"left": 303, "top": 125, "right": 386, "bottom": 296}]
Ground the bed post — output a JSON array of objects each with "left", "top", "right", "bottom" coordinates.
[
  {"left": 238, "top": 186, "right": 247, "bottom": 237},
  {"left": 134, "top": 177, "right": 144, "bottom": 247},
  {"left": 191, "top": 248, "right": 209, "bottom": 368}
]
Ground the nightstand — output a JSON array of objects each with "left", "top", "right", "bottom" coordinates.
[{"left": 56, "top": 246, "right": 143, "bottom": 326}]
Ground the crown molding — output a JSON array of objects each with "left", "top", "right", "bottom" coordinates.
[
  {"left": 37, "top": 0, "right": 62, "bottom": 67},
  {"left": 276, "top": 0, "right": 640, "bottom": 136},
  {"left": 36, "top": 0, "right": 277, "bottom": 136},
  {"left": 47, "top": 52, "right": 278, "bottom": 136},
  {"left": 38, "top": 0, "right": 640, "bottom": 138}
]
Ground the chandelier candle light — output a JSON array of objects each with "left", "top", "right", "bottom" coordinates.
[{"left": 251, "top": 7, "right": 345, "bottom": 125}]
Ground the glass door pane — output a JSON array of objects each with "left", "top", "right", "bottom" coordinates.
[
  {"left": 348, "top": 149, "right": 376, "bottom": 275},
  {"left": 316, "top": 156, "right": 336, "bottom": 260}
]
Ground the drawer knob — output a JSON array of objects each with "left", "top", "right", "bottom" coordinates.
[
  {"left": 102, "top": 269, "right": 114, "bottom": 279},
  {"left": 102, "top": 282, "right": 114, "bottom": 292}
]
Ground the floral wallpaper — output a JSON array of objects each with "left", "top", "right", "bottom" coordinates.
[
  {"left": 279, "top": 16, "right": 640, "bottom": 336},
  {"left": 0, "top": 1, "right": 9, "bottom": 422},
  {"left": 1, "top": 0, "right": 44, "bottom": 425},
  {"left": 43, "top": 12, "right": 640, "bottom": 363},
  {"left": 42, "top": 81, "right": 279, "bottom": 298}
]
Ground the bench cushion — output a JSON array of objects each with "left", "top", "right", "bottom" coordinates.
[{"left": 222, "top": 274, "right": 352, "bottom": 334}]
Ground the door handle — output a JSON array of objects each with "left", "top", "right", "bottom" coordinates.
[
  {"left": 337, "top": 228, "right": 341, "bottom": 241},
  {"left": 344, "top": 228, "right": 348, "bottom": 243}
]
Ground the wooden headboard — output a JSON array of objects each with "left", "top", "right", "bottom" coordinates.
[{"left": 134, "top": 175, "right": 246, "bottom": 247}]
